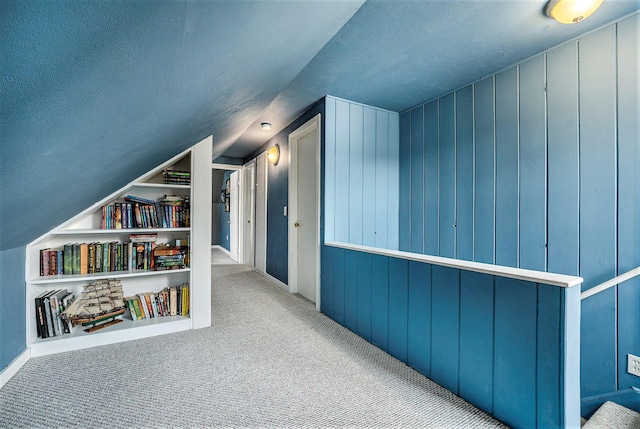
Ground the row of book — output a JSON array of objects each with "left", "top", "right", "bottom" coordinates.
[
  {"left": 39, "top": 234, "right": 188, "bottom": 276},
  {"left": 101, "top": 195, "right": 189, "bottom": 230},
  {"left": 34, "top": 289, "right": 74, "bottom": 338},
  {"left": 162, "top": 169, "right": 190, "bottom": 185},
  {"left": 125, "top": 283, "right": 189, "bottom": 320}
]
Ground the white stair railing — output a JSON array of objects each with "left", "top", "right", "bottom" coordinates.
[{"left": 581, "top": 266, "right": 640, "bottom": 300}]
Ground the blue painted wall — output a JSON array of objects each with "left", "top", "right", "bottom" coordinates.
[
  {"left": 398, "top": 15, "right": 640, "bottom": 409},
  {"left": 321, "top": 245, "right": 582, "bottom": 428},
  {"left": 218, "top": 171, "right": 232, "bottom": 251},
  {"left": 245, "top": 100, "right": 326, "bottom": 285},
  {"left": 0, "top": 247, "right": 27, "bottom": 371},
  {"left": 324, "top": 96, "right": 399, "bottom": 249}
]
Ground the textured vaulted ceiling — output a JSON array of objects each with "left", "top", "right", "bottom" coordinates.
[{"left": 1, "top": 0, "right": 638, "bottom": 250}]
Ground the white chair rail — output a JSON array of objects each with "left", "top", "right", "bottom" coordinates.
[{"left": 581, "top": 266, "right": 640, "bottom": 300}]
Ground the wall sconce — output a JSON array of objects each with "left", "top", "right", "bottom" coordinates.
[
  {"left": 545, "top": 0, "right": 604, "bottom": 24},
  {"left": 267, "top": 144, "right": 280, "bottom": 165}
]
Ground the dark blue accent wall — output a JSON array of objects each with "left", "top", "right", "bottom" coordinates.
[
  {"left": 245, "top": 99, "right": 325, "bottom": 285},
  {"left": 398, "top": 16, "right": 640, "bottom": 410},
  {"left": 0, "top": 247, "right": 27, "bottom": 371}
]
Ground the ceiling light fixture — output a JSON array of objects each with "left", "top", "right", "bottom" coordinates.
[
  {"left": 545, "top": 0, "right": 604, "bottom": 24},
  {"left": 267, "top": 144, "right": 280, "bottom": 165},
  {"left": 261, "top": 122, "right": 272, "bottom": 131}
]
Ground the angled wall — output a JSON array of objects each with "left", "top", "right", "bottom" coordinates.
[{"left": 398, "top": 14, "right": 639, "bottom": 410}]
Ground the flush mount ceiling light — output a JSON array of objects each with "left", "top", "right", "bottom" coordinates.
[
  {"left": 545, "top": 0, "right": 604, "bottom": 24},
  {"left": 261, "top": 122, "right": 272, "bottom": 131},
  {"left": 267, "top": 144, "right": 280, "bottom": 165}
]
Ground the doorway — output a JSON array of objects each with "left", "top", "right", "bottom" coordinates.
[{"left": 288, "top": 114, "right": 321, "bottom": 309}]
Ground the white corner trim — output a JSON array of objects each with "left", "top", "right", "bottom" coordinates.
[
  {"left": 212, "top": 245, "right": 231, "bottom": 256},
  {"left": 255, "top": 269, "right": 290, "bottom": 293},
  {"left": 325, "top": 242, "right": 584, "bottom": 288},
  {"left": 0, "top": 348, "right": 30, "bottom": 390}
]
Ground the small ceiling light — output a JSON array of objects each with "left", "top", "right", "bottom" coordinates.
[
  {"left": 261, "top": 122, "right": 272, "bottom": 131},
  {"left": 267, "top": 144, "right": 280, "bottom": 165},
  {"left": 545, "top": 0, "right": 604, "bottom": 24}
]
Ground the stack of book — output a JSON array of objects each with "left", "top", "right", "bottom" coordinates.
[
  {"left": 153, "top": 244, "right": 188, "bottom": 271},
  {"left": 34, "top": 289, "right": 74, "bottom": 338},
  {"left": 39, "top": 234, "right": 161, "bottom": 276},
  {"left": 162, "top": 170, "right": 190, "bottom": 185},
  {"left": 125, "top": 283, "right": 190, "bottom": 320},
  {"left": 100, "top": 195, "right": 190, "bottom": 229}
]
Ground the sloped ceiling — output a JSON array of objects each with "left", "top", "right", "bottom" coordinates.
[{"left": 1, "top": 0, "right": 638, "bottom": 251}]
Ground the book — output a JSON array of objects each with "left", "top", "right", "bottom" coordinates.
[
  {"left": 170, "top": 286, "right": 177, "bottom": 316},
  {"left": 48, "top": 289, "right": 68, "bottom": 336},
  {"left": 34, "top": 290, "right": 50, "bottom": 338},
  {"left": 42, "top": 290, "right": 57, "bottom": 338}
]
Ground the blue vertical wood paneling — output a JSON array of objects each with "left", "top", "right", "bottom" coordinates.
[
  {"left": 439, "top": 93, "right": 456, "bottom": 258},
  {"left": 493, "top": 278, "right": 537, "bottom": 428},
  {"left": 334, "top": 100, "right": 351, "bottom": 243},
  {"left": 424, "top": 101, "right": 439, "bottom": 256},
  {"left": 410, "top": 106, "right": 425, "bottom": 253},
  {"left": 388, "top": 257, "right": 408, "bottom": 363},
  {"left": 495, "top": 67, "right": 519, "bottom": 268},
  {"left": 356, "top": 252, "right": 372, "bottom": 341},
  {"left": 375, "top": 110, "right": 389, "bottom": 248},
  {"left": 399, "top": 111, "right": 412, "bottom": 251},
  {"left": 321, "top": 245, "right": 335, "bottom": 319},
  {"left": 455, "top": 86, "right": 474, "bottom": 261},
  {"left": 459, "top": 271, "right": 494, "bottom": 414},
  {"left": 546, "top": 42, "right": 579, "bottom": 277},
  {"left": 371, "top": 254, "right": 389, "bottom": 351},
  {"left": 407, "top": 261, "right": 431, "bottom": 376},
  {"left": 430, "top": 265, "right": 460, "bottom": 394},
  {"left": 324, "top": 97, "right": 336, "bottom": 243},
  {"left": 344, "top": 249, "right": 358, "bottom": 332},
  {"left": 387, "top": 113, "right": 400, "bottom": 250},
  {"left": 473, "top": 77, "right": 495, "bottom": 264},
  {"left": 349, "top": 104, "right": 364, "bottom": 245},
  {"left": 333, "top": 247, "right": 345, "bottom": 325},
  {"left": 387, "top": 114, "right": 400, "bottom": 250},
  {"left": 579, "top": 25, "right": 617, "bottom": 397},
  {"left": 362, "top": 107, "right": 377, "bottom": 247},
  {"left": 537, "top": 284, "right": 562, "bottom": 427},
  {"left": 518, "top": 55, "right": 547, "bottom": 272},
  {"left": 617, "top": 15, "right": 640, "bottom": 390}
]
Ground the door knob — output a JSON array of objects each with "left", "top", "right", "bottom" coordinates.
[{"left": 294, "top": 222, "right": 300, "bottom": 227}]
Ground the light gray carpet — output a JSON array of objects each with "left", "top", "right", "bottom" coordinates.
[
  {"left": 0, "top": 263, "right": 507, "bottom": 428},
  {"left": 582, "top": 401, "right": 640, "bottom": 429}
]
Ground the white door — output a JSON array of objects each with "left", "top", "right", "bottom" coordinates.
[
  {"left": 289, "top": 114, "right": 321, "bottom": 308},
  {"left": 242, "top": 161, "right": 256, "bottom": 265},
  {"left": 255, "top": 153, "right": 267, "bottom": 273},
  {"left": 229, "top": 171, "right": 240, "bottom": 262}
]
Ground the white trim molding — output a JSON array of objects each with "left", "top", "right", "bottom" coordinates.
[{"left": 0, "top": 348, "right": 31, "bottom": 389}]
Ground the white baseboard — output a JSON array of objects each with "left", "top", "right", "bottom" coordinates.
[
  {"left": 0, "top": 348, "right": 30, "bottom": 390},
  {"left": 211, "top": 245, "right": 231, "bottom": 256},
  {"left": 255, "top": 269, "right": 290, "bottom": 293}
]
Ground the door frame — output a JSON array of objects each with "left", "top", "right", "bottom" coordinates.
[
  {"left": 242, "top": 159, "right": 256, "bottom": 266},
  {"left": 254, "top": 153, "right": 268, "bottom": 274},
  {"left": 212, "top": 163, "right": 244, "bottom": 262},
  {"left": 288, "top": 114, "right": 322, "bottom": 310}
]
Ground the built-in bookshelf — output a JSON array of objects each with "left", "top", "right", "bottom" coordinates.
[{"left": 25, "top": 139, "right": 212, "bottom": 357}]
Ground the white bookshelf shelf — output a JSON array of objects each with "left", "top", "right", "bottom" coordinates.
[
  {"left": 53, "top": 227, "right": 191, "bottom": 235},
  {"left": 30, "top": 268, "right": 190, "bottom": 284},
  {"left": 30, "top": 316, "right": 192, "bottom": 357}
]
